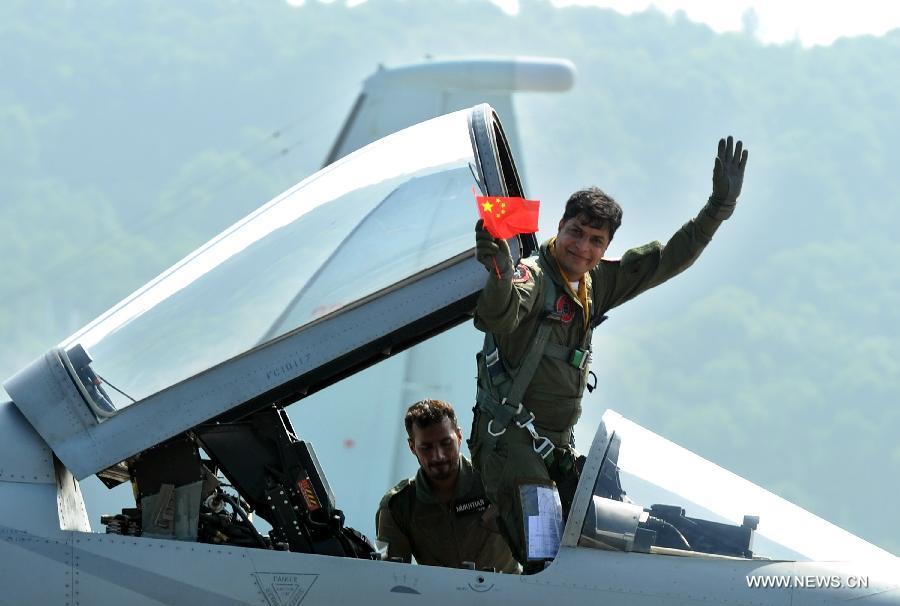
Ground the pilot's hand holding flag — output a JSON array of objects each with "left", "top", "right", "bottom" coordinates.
[
  {"left": 474, "top": 192, "right": 540, "bottom": 279},
  {"left": 475, "top": 220, "right": 513, "bottom": 279}
]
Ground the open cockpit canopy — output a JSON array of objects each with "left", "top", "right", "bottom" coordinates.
[{"left": 5, "top": 104, "right": 533, "bottom": 480}]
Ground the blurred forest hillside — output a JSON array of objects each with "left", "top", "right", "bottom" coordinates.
[{"left": 2, "top": 0, "right": 899, "bottom": 553}]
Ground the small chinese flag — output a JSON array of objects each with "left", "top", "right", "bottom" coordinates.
[{"left": 475, "top": 193, "right": 540, "bottom": 239}]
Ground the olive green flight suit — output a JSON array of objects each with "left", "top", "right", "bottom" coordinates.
[
  {"left": 471, "top": 206, "right": 725, "bottom": 565},
  {"left": 375, "top": 456, "right": 519, "bottom": 573}
]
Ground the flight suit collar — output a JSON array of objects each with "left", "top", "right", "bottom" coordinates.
[{"left": 414, "top": 455, "right": 476, "bottom": 505}]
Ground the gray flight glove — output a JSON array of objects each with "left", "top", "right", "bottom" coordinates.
[
  {"left": 475, "top": 220, "right": 513, "bottom": 279},
  {"left": 705, "top": 135, "right": 749, "bottom": 220}
]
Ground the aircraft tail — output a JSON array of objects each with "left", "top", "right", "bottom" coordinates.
[{"left": 323, "top": 56, "right": 577, "bottom": 183}]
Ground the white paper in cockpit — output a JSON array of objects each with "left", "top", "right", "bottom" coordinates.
[{"left": 523, "top": 484, "right": 564, "bottom": 559}]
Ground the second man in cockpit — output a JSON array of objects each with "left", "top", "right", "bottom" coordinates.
[{"left": 376, "top": 399, "right": 519, "bottom": 573}]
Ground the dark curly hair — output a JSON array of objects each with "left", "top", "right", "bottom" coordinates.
[
  {"left": 404, "top": 399, "right": 458, "bottom": 437},
  {"left": 562, "top": 187, "right": 623, "bottom": 239}
]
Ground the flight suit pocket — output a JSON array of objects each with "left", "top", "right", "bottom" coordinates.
[
  {"left": 455, "top": 507, "right": 496, "bottom": 565},
  {"left": 416, "top": 508, "right": 457, "bottom": 566}
]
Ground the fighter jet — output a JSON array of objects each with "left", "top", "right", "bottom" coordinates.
[{"left": 2, "top": 94, "right": 898, "bottom": 605}]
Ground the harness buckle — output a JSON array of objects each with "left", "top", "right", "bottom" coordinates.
[
  {"left": 514, "top": 410, "right": 536, "bottom": 431},
  {"left": 532, "top": 436, "right": 555, "bottom": 461},
  {"left": 486, "top": 420, "right": 507, "bottom": 437},
  {"left": 484, "top": 345, "right": 507, "bottom": 383},
  {"left": 487, "top": 398, "right": 519, "bottom": 437},
  {"left": 515, "top": 412, "right": 554, "bottom": 461}
]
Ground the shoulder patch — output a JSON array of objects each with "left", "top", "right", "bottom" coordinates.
[
  {"left": 511, "top": 262, "right": 532, "bottom": 283},
  {"left": 380, "top": 477, "right": 414, "bottom": 509}
]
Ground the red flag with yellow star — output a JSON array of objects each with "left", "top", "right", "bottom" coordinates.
[{"left": 475, "top": 194, "right": 540, "bottom": 239}]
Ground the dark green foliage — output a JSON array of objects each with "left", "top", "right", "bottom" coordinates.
[{"left": 1, "top": 0, "right": 898, "bottom": 553}]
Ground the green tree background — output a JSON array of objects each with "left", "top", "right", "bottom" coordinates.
[{"left": 2, "top": 0, "right": 898, "bottom": 553}]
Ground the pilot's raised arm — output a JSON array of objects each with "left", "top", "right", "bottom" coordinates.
[
  {"left": 470, "top": 137, "right": 748, "bottom": 573},
  {"left": 375, "top": 400, "right": 519, "bottom": 573}
]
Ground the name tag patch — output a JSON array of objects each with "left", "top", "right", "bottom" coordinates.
[{"left": 454, "top": 497, "right": 488, "bottom": 516}]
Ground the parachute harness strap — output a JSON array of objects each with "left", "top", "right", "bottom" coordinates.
[{"left": 476, "top": 279, "right": 561, "bottom": 466}]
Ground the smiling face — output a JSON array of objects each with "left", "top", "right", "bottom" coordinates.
[
  {"left": 554, "top": 214, "right": 612, "bottom": 278},
  {"left": 408, "top": 416, "right": 462, "bottom": 483}
]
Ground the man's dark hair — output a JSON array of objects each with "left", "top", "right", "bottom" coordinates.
[
  {"left": 405, "top": 399, "right": 458, "bottom": 437},
  {"left": 562, "top": 187, "right": 623, "bottom": 239}
]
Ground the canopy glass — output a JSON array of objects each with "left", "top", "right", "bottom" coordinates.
[{"left": 59, "top": 109, "right": 480, "bottom": 411}]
